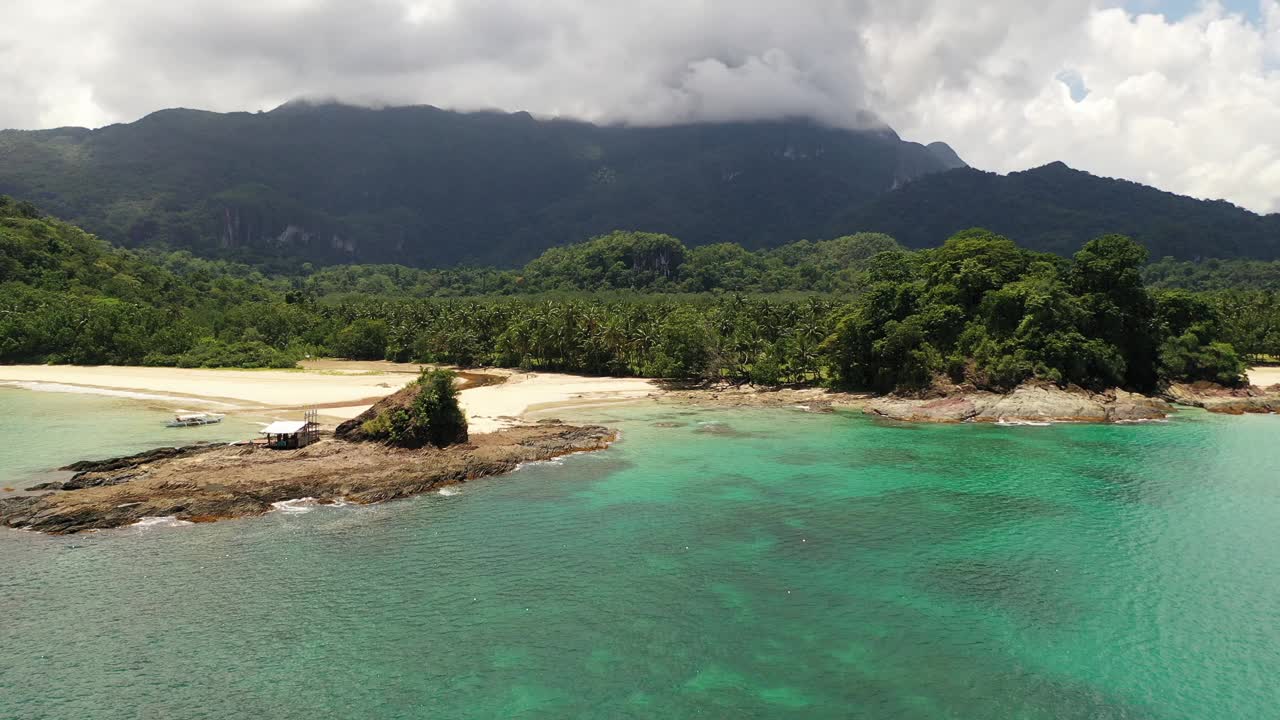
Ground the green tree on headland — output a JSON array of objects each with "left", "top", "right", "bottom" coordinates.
[{"left": 821, "top": 230, "right": 1244, "bottom": 392}]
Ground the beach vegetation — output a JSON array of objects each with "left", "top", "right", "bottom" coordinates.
[{"left": 361, "top": 369, "right": 468, "bottom": 447}]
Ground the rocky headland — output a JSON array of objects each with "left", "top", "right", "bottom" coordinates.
[{"left": 0, "top": 422, "right": 615, "bottom": 535}]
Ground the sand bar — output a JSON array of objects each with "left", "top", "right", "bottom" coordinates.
[{"left": 0, "top": 364, "right": 409, "bottom": 417}]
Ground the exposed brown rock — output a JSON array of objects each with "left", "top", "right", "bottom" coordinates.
[
  {"left": 865, "top": 382, "right": 1172, "bottom": 424},
  {"left": 61, "top": 443, "right": 228, "bottom": 473},
  {"left": 1163, "top": 382, "right": 1280, "bottom": 415},
  {"left": 0, "top": 424, "right": 615, "bottom": 535},
  {"left": 660, "top": 382, "right": 871, "bottom": 412}
]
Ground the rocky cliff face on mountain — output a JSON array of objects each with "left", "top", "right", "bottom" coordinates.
[{"left": 0, "top": 103, "right": 963, "bottom": 267}]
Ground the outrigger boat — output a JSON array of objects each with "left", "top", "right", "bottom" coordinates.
[{"left": 166, "top": 413, "right": 225, "bottom": 428}]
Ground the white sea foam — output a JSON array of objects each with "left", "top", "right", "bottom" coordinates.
[
  {"left": 995, "top": 418, "right": 1053, "bottom": 427},
  {"left": 131, "top": 516, "right": 194, "bottom": 528},
  {"left": 271, "top": 497, "right": 319, "bottom": 514},
  {"left": 0, "top": 380, "right": 238, "bottom": 407},
  {"left": 436, "top": 486, "right": 460, "bottom": 497}
]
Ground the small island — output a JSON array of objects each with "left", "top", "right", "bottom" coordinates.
[{"left": 0, "top": 370, "right": 618, "bottom": 534}]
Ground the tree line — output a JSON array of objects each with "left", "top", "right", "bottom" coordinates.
[{"left": 1, "top": 196, "right": 1270, "bottom": 390}]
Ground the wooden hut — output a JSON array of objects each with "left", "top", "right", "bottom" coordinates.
[{"left": 260, "top": 410, "right": 319, "bottom": 449}]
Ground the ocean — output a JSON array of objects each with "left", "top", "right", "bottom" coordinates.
[
  {"left": 0, "top": 384, "right": 260, "bottom": 489},
  {"left": 2, "top": 390, "right": 1279, "bottom": 719}
]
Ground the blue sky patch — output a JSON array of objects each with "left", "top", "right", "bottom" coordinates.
[
  {"left": 1055, "top": 69, "right": 1091, "bottom": 103},
  {"left": 1122, "top": 0, "right": 1263, "bottom": 22}
]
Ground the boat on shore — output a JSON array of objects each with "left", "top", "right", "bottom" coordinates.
[{"left": 166, "top": 413, "right": 224, "bottom": 427}]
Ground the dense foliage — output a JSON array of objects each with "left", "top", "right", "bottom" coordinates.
[
  {"left": 1144, "top": 256, "right": 1280, "bottom": 291},
  {"left": 0, "top": 196, "right": 299, "bottom": 368},
  {"left": 842, "top": 162, "right": 1280, "bottom": 260},
  {"left": 361, "top": 368, "right": 468, "bottom": 448},
  {"left": 822, "top": 230, "right": 1244, "bottom": 392},
  {"left": 285, "top": 230, "right": 902, "bottom": 297},
  {"left": 0, "top": 103, "right": 958, "bottom": 268},
  {"left": 0, "top": 198, "right": 1259, "bottom": 389}
]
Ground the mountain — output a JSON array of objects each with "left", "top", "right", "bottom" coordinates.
[
  {"left": 837, "top": 161, "right": 1280, "bottom": 260},
  {"left": 0, "top": 103, "right": 963, "bottom": 267}
]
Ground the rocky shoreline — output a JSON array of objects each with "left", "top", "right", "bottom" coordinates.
[
  {"left": 662, "top": 378, "right": 1280, "bottom": 424},
  {"left": 0, "top": 423, "right": 616, "bottom": 535},
  {"left": 1163, "top": 381, "right": 1280, "bottom": 415},
  {"left": 6, "top": 374, "right": 1275, "bottom": 536},
  {"left": 865, "top": 383, "right": 1172, "bottom": 424}
]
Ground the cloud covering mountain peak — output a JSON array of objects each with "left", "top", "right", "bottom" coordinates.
[{"left": 1, "top": 0, "right": 1277, "bottom": 212}]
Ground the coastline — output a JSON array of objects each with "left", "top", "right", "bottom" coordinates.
[
  {"left": 0, "top": 368, "right": 658, "bottom": 533},
  {"left": 0, "top": 424, "right": 618, "bottom": 534},
  {"left": 0, "top": 362, "right": 660, "bottom": 431},
  {"left": 2, "top": 361, "right": 1276, "bottom": 431},
  {"left": 3, "top": 361, "right": 1277, "bottom": 534}
]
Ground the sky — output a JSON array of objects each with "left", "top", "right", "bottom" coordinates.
[{"left": 1, "top": 1, "right": 1277, "bottom": 214}]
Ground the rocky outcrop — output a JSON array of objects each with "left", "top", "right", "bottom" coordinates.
[
  {"left": 334, "top": 383, "right": 419, "bottom": 441},
  {"left": 1, "top": 423, "right": 616, "bottom": 535},
  {"left": 23, "top": 444, "right": 232, "bottom": 491},
  {"left": 660, "top": 382, "right": 871, "bottom": 412},
  {"left": 335, "top": 370, "right": 502, "bottom": 442},
  {"left": 1163, "top": 382, "right": 1280, "bottom": 415},
  {"left": 61, "top": 443, "right": 227, "bottom": 474},
  {"left": 865, "top": 383, "right": 1171, "bottom": 424}
]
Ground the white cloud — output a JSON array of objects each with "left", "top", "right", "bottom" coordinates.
[
  {"left": 0, "top": 0, "right": 1277, "bottom": 213},
  {"left": 883, "top": 2, "right": 1280, "bottom": 213}
]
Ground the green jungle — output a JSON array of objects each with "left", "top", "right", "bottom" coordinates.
[{"left": 3, "top": 194, "right": 1278, "bottom": 394}]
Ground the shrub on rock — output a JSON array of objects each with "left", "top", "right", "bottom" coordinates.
[{"left": 358, "top": 369, "right": 468, "bottom": 448}]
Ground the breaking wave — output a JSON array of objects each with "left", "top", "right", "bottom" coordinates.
[
  {"left": 271, "top": 498, "right": 319, "bottom": 514},
  {"left": 131, "top": 516, "right": 194, "bottom": 529}
]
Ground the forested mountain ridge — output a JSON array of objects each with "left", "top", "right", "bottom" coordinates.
[
  {"left": 840, "top": 161, "right": 1280, "bottom": 260},
  {"left": 3, "top": 103, "right": 1275, "bottom": 266},
  {"left": 0, "top": 103, "right": 961, "bottom": 268}
]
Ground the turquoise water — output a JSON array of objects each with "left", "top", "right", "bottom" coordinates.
[
  {"left": 0, "top": 387, "right": 261, "bottom": 488},
  {"left": 2, "top": 397, "right": 1280, "bottom": 719}
]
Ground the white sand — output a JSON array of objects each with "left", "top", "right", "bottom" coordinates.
[
  {"left": 459, "top": 372, "right": 656, "bottom": 433},
  {"left": 0, "top": 363, "right": 657, "bottom": 430},
  {"left": 0, "top": 364, "right": 410, "bottom": 419},
  {"left": 1248, "top": 366, "right": 1280, "bottom": 387}
]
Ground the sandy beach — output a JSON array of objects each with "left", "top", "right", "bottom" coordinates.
[
  {"left": 460, "top": 372, "right": 655, "bottom": 432},
  {"left": 0, "top": 362, "right": 657, "bottom": 432},
  {"left": 1248, "top": 366, "right": 1280, "bottom": 387}
]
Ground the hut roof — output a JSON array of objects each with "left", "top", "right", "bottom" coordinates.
[{"left": 260, "top": 420, "right": 308, "bottom": 435}]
